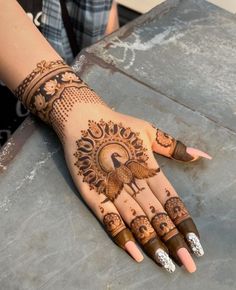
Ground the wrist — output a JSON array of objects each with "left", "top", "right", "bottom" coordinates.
[{"left": 14, "top": 59, "right": 108, "bottom": 140}]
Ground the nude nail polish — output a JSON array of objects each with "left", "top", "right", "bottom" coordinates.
[{"left": 124, "top": 241, "right": 144, "bottom": 262}]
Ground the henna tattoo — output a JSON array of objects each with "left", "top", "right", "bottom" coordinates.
[
  {"left": 99, "top": 206, "right": 104, "bottom": 214},
  {"left": 150, "top": 205, "right": 156, "bottom": 214},
  {"left": 14, "top": 60, "right": 106, "bottom": 141},
  {"left": 130, "top": 208, "right": 137, "bottom": 216},
  {"left": 155, "top": 129, "right": 176, "bottom": 154},
  {"left": 74, "top": 120, "right": 159, "bottom": 202},
  {"left": 171, "top": 141, "right": 194, "bottom": 162},
  {"left": 151, "top": 213, "right": 178, "bottom": 242},
  {"left": 164, "top": 197, "right": 190, "bottom": 225},
  {"left": 165, "top": 188, "right": 171, "bottom": 197},
  {"left": 130, "top": 215, "right": 156, "bottom": 245},
  {"left": 103, "top": 212, "right": 125, "bottom": 237}
]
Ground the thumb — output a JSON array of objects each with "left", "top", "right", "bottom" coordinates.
[{"left": 148, "top": 125, "right": 212, "bottom": 162}]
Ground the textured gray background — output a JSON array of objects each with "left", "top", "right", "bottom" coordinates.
[{"left": 0, "top": 0, "right": 235, "bottom": 289}]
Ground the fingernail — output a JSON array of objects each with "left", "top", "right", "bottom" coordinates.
[
  {"left": 124, "top": 241, "right": 144, "bottom": 262},
  {"left": 155, "top": 249, "right": 176, "bottom": 273},
  {"left": 186, "top": 233, "right": 204, "bottom": 257},
  {"left": 187, "top": 148, "right": 212, "bottom": 160},
  {"left": 177, "top": 248, "right": 196, "bottom": 273}
]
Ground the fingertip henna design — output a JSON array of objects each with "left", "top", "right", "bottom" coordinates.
[
  {"left": 151, "top": 212, "right": 179, "bottom": 242},
  {"left": 130, "top": 215, "right": 156, "bottom": 245},
  {"left": 103, "top": 212, "right": 126, "bottom": 237},
  {"left": 164, "top": 197, "right": 190, "bottom": 225}
]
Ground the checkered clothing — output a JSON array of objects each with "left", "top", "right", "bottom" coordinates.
[{"left": 41, "top": 0, "right": 113, "bottom": 63}]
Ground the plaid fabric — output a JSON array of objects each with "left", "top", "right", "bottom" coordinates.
[{"left": 41, "top": 0, "right": 113, "bottom": 64}]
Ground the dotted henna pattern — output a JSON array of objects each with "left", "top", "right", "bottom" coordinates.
[
  {"left": 164, "top": 197, "right": 190, "bottom": 225},
  {"left": 151, "top": 213, "right": 178, "bottom": 242},
  {"left": 74, "top": 120, "right": 159, "bottom": 202},
  {"left": 130, "top": 215, "right": 156, "bottom": 245},
  {"left": 14, "top": 60, "right": 106, "bottom": 141},
  {"left": 155, "top": 129, "right": 176, "bottom": 148},
  {"left": 103, "top": 212, "right": 125, "bottom": 237}
]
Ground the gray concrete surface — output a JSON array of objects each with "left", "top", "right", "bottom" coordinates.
[{"left": 0, "top": 0, "right": 235, "bottom": 289}]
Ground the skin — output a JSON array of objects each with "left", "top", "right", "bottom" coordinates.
[{"left": 0, "top": 0, "right": 211, "bottom": 273}]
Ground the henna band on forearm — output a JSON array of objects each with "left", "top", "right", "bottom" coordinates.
[{"left": 14, "top": 60, "right": 106, "bottom": 140}]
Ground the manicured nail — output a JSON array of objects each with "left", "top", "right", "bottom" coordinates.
[
  {"left": 124, "top": 241, "right": 144, "bottom": 262},
  {"left": 155, "top": 249, "right": 176, "bottom": 273},
  {"left": 187, "top": 148, "right": 212, "bottom": 160},
  {"left": 177, "top": 248, "right": 196, "bottom": 273},
  {"left": 186, "top": 233, "right": 204, "bottom": 257}
]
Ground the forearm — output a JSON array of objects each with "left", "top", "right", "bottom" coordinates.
[{"left": 0, "top": 0, "right": 61, "bottom": 90}]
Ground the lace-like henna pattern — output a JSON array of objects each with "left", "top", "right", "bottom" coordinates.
[
  {"left": 151, "top": 213, "right": 178, "bottom": 242},
  {"left": 164, "top": 197, "right": 190, "bottom": 225},
  {"left": 103, "top": 212, "right": 125, "bottom": 237},
  {"left": 74, "top": 120, "right": 159, "bottom": 202},
  {"left": 14, "top": 60, "right": 106, "bottom": 140},
  {"left": 155, "top": 129, "right": 176, "bottom": 155},
  {"left": 130, "top": 215, "right": 156, "bottom": 245}
]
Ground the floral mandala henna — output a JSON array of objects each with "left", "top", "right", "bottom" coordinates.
[
  {"left": 155, "top": 129, "right": 176, "bottom": 149},
  {"left": 151, "top": 213, "right": 178, "bottom": 242},
  {"left": 164, "top": 197, "right": 190, "bottom": 225},
  {"left": 130, "top": 215, "right": 156, "bottom": 245},
  {"left": 103, "top": 212, "right": 125, "bottom": 237},
  {"left": 74, "top": 120, "right": 159, "bottom": 201}
]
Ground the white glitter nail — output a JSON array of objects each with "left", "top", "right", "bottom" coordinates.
[
  {"left": 186, "top": 232, "right": 204, "bottom": 257},
  {"left": 155, "top": 249, "right": 176, "bottom": 273}
]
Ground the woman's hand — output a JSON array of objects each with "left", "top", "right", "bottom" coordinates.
[
  {"left": 54, "top": 100, "right": 211, "bottom": 273},
  {"left": 14, "top": 60, "right": 211, "bottom": 274}
]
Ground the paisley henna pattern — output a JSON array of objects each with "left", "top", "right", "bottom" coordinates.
[
  {"left": 164, "top": 197, "right": 190, "bottom": 225},
  {"left": 74, "top": 120, "right": 159, "bottom": 201},
  {"left": 103, "top": 212, "right": 126, "bottom": 237},
  {"left": 130, "top": 215, "right": 156, "bottom": 245},
  {"left": 151, "top": 213, "right": 178, "bottom": 242}
]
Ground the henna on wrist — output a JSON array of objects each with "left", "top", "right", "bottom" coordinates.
[{"left": 14, "top": 60, "right": 106, "bottom": 141}]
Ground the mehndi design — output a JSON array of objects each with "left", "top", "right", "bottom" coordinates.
[
  {"left": 130, "top": 215, "right": 156, "bottom": 245},
  {"left": 103, "top": 212, "right": 126, "bottom": 237},
  {"left": 14, "top": 60, "right": 106, "bottom": 141},
  {"left": 74, "top": 120, "right": 159, "bottom": 202},
  {"left": 151, "top": 213, "right": 179, "bottom": 242},
  {"left": 154, "top": 127, "right": 195, "bottom": 162},
  {"left": 164, "top": 197, "right": 190, "bottom": 225}
]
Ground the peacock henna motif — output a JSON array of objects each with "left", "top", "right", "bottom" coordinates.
[
  {"left": 164, "top": 197, "right": 190, "bottom": 225},
  {"left": 103, "top": 212, "right": 125, "bottom": 237},
  {"left": 130, "top": 215, "right": 156, "bottom": 245},
  {"left": 151, "top": 213, "right": 179, "bottom": 242},
  {"left": 74, "top": 120, "right": 159, "bottom": 202}
]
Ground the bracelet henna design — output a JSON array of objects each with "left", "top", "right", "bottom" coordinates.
[
  {"left": 130, "top": 215, "right": 156, "bottom": 245},
  {"left": 74, "top": 120, "right": 159, "bottom": 202},
  {"left": 103, "top": 212, "right": 126, "bottom": 237},
  {"left": 164, "top": 197, "right": 190, "bottom": 225},
  {"left": 14, "top": 60, "right": 106, "bottom": 141},
  {"left": 151, "top": 213, "right": 179, "bottom": 242}
]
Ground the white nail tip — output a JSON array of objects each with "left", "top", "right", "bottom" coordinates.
[
  {"left": 186, "top": 232, "right": 204, "bottom": 257},
  {"left": 155, "top": 249, "right": 176, "bottom": 273}
]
